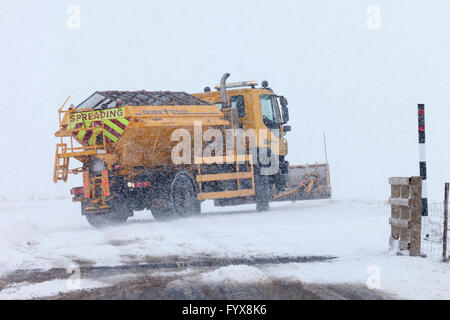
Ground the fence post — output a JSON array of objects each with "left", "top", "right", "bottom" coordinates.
[{"left": 443, "top": 183, "right": 449, "bottom": 262}]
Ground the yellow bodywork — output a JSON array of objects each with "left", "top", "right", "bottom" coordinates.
[
  {"left": 55, "top": 103, "right": 231, "bottom": 180},
  {"left": 193, "top": 88, "right": 288, "bottom": 157},
  {"left": 55, "top": 88, "right": 287, "bottom": 182},
  {"left": 55, "top": 98, "right": 256, "bottom": 207}
]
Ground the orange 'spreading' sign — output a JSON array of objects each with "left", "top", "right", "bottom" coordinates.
[
  {"left": 70, "top": 107, "right": 125, "bottom": 124},
  {"left": 66, "top": 107, "right": 131, "bottom": 145}
]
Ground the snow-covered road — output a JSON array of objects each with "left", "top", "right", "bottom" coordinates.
[
  {"left": 1, "top": 198, "right": 450, "bottom": 299},
  {"left": 0, "top": 199, "right": 385, "bottom": 272}
]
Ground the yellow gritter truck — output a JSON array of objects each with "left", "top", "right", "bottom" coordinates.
[{"left": 54, "top": 73, "right": 331, "bottom": 228}]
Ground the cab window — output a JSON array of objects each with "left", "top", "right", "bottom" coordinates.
[
  {"left": 230, "top": 95, "right": 244, "bottom": 109},
  {"left": 260, "top": 95, "right": 281, "bottom": 128}
]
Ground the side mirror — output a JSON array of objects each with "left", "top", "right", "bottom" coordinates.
[
  {"left": 283, "top": 125, "right": 291, "bottom": 133},
  {"left": 281, "top": 106, "right": 289, "bottom": 124},
  {"left": 279, "top": 96, "right": 288, "bottom": 107}
]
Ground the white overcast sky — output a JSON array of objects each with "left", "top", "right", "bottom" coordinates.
[{"left": 0, "top": 0, "right": 449, "bottom": 201}]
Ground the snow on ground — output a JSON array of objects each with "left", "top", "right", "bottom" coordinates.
[
  {"left": 0, "top": 198, "right": 386, "bottom": 273},
  {"left": 200, "top": 265, "right": 270, "bottom": 284},
  {"left": 0, "top": 198, "right": 450, "bottom": 299},
  {"left": 0, "top": 278, "right": 106, "bottom": 300},
  {"left": 260, "top": 255, "right": 450, "bottom": 300}
]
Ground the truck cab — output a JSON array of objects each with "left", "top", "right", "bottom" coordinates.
[
  {"left": 192, "top": 79, "right": 291, "bottom": 192},
  {"left": 192, "top": 81, "right": 290, "bottom": 160}
]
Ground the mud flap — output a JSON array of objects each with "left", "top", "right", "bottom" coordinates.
[
  {"left": 83, "top": 171, "right": 90, "bottom": 199},
  {"left": 101, "top": 170, "right": 110, "bottom": 196}
]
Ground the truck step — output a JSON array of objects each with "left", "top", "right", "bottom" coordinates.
[{"left": 197, "top": 188, "right": 255, "bottom": 200}]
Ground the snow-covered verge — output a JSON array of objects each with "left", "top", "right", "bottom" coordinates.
[
  {"left": 0, "top": 198, "right": 450, "bottom": 299},
  {"left": 191, "top": 255, "right": 450, "bottom": 300}
]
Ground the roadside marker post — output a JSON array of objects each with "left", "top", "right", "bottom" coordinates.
[{"left": 418, "top": 103, "right": 429, "bottom": 238}]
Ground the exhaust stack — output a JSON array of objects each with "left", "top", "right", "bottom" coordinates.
[{"left": 220, "top": 73, "right": 230, "bottom": 108}]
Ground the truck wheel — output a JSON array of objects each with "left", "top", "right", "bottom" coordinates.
[
  {"left": 254, "top": 169, "right": 270, "bottom": 212},
  {"left": 171, "top": 172, "right": 201, "bottom": 218},
  {"left": 151, "top": 172, "right": 200, "bottom": 221},
  {"left": 150, "top": 208, "right": 174, "bottom": 221},
  {"left": 82, "top": 202, "right": 130, "bottom": 228}
]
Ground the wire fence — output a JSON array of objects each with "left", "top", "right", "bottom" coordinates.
[{"left": 422, "top": 201, "right": 449, "bottom": 261}]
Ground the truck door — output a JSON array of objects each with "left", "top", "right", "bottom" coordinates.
[{"left": 259, "top": 94, "right": 282, "bottom": 137}]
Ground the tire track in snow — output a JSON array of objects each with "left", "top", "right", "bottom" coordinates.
[{"left": 0, "top": 255, "right": 335, "bottom": 291}]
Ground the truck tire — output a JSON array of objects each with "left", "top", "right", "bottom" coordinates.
[
  {"left": 151, "top": 171, "right": 200, "bottom": 221},
  {"left": 150, "top": 208, "right": 174, "bottom": 221},
  {"left": 82, "top": 202, "right": 131, "bottom": 228},
  {"left": 171, "top": 172, "right": 201, "bottom": 218},
  {"left": 254, "top": 168, "right": 270, "bottom": 212}
]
